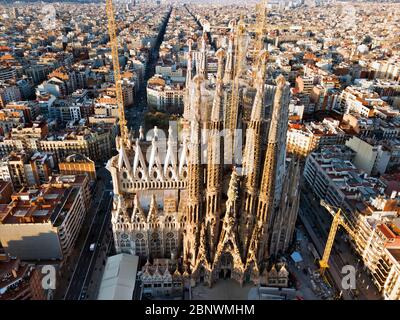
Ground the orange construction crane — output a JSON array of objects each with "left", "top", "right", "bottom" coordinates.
[{"left": 105, "top": 0, "right": 128, "bottom": 144}]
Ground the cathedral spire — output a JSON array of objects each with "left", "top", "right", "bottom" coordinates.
[
  {"left": 213, "top": 168, "right": 245, "bottom": 285},
  {"left": 249, "top": 50, "right": 269, "bottom": 122},
  {"left": 185, "top": 39, "right": 193, "bottom": 88},
  {"left": 247, "top": 75, "right": 289, "bottom": 266},
  {"left": 198, "top": 33, "right": 208, "bottom": 79},
  {"left": 235, "top": 14, "right": 247, "bottom": 78},
  {"left": 226, "top": 167, "right": 240, "bottom": 212},
  {"left": 211, "top": 48, "right": 225, "bottom": 124},
  {"left": 239, "top": 50, "right": 268, "bottom": 257},
  {"left": 178, "top": 137, "right": 189, "bottom": 178},
  {"left": 138, "top": 126, "right": 145, "bottom": 141},
  {"left": 164, "top": 126, "right": 178, "bottom": 180},
  {"left": 133, "top": 138, "right": 148, "bottom": 179},
  {"left": 184, "top": 74, "right": 204, "bottom": 268},
  {"left": 184, "top": 39, "right": 194, "bottom": 120},
  {"left": 205, "top": 48, "right": 225, "bottom": 260},
  {"left": 148, "top": 130, "right": 164, "bottom": 181},
  {"left": 223, "top": 34, "right": 234, "bottom": 84},
  {"left": 269, "top": 157, "right": 300, "bottom": 257},
  {"left": 192, "top": 222, "right": 211, "bottom": 285}
]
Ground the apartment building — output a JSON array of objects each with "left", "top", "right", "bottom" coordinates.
[
  {"left": 0, "top": 152, "right": 29, "bottom": 190},
  {"left": 287, "top": 118, "right": 347, "bottom": 157},
  {"left": 342, "top": 113, "right": 376, "bottom": 137},
  {"left": 295, "top": 75, "right": 315, "bottom": 94},
  {"left": 0, "top": 109, "right": 22, "bottom": 135},
  {"left": 25, "top": 64, "right": 53, "bottom": 85},
  {"left": 48, "top": 174, "right": 91, "bottom": 212},
  {"left": 0, "top": 66, "right": 17, "bottom": 82},
  {"left": 288, "top": 99, "right": 305, "bottom": 120},
  {"left": 370, "top": 60, "right": 400, "bottom": 82},
  {"left": 155, "top": 63, "right": 185, "bottom": 83},
  {"left": 0, "top": 254, "right": 47, "bottom": 300},
  {"left": 55, "top": 90, "right": 93, "bottom": 120},
  {"left": 346, "top": 136, "right": 391, "bottom": 176},
  {"left": 97, "top": 81, "right": 135, "bottom": 109},
  {"left": 310, "top": 85, "right": 340, "bottom": 112},
  {"left": 339, "top": 86, "right": 386, "bottom": 117},
  {"left": 0, "top": 175, "right": 89, "bottom": 260},
  {"left": 0, "top": 81, "right": 21, "bottom": 107},
  {"left": 0, "top": 121, "right": 116, "bottom": 163},
  {"left": 5, "top": 101, "right": 40, "bottom": 124},
  {"left": 147, "top": 75, "right": 184, "bottom": 112},
  {"left": 16, "top": 78, "right": 35, "bottom": 100},
  {"left": 59, "top": 153, "right": 96, "bottom": 181},
  {"left": 40, "top": 125, "right": 116, "bottom": 162},
  {"left": 0, "top": 151, "right": 54, "bottom": 190},
  {"left": 36, "top": 93, "right": 56, "bottom": 119},
  {"left": 0, "top": 121, "right": 49, "bottom": 156},
  {"left": 355, "top": 209, "right": 400, "bottom": 300},
  {"left": 303, "top": 146, "right": 379, "bottom": 217},
  {"left": 11, "top": 120, "right": 49, "bottom": 140},
  {"left": 36, "top": 67, "right": 86, "bottom": 98},
  {"left": 94, "top": 96, "right": 119, "bottom": 119}
]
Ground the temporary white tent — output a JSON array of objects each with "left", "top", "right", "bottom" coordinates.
[{"left": 97, "top": 253, "right": 139, "bottom": 300}]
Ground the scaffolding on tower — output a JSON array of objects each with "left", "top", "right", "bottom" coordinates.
[{"left": 226, "top": 16, "right": 246, "bottom": 164}]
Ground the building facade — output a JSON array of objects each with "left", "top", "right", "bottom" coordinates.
[
  {"left": 355, "top": 212, "right": 400, "bottom": 300},
  {"left": 59, "top": 153, "right": 97, "bottom": 181},
  {"left": 0, "top": 175, "right": 89, "bottom": 260},
  {"left": 107, "top": 28, "right": 300, "bottom": 287}
]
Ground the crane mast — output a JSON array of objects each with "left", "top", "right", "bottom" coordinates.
[
  {"left": 319, "top": 201, "right": 356, "bottom": 274},
  {"left": 106, "top": 0, "right": 128, "bottom": 144}
]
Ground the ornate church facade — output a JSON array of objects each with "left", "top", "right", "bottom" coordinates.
[{"left": 106, "top": 20, "right": 300, "bottom": 287}]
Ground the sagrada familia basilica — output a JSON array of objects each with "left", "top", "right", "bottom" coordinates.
[{"left": 106, "top": 16, "right": 300, "bottom": 287}]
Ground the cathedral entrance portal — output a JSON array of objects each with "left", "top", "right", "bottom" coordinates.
[
  {"left": 218, "top": 252, "right": 233, "bottom": 280},
  {"left": 199, "top": 266, "right": 205, "bottom": 283}
]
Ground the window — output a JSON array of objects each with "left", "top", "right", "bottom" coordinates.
[
  {"left": 135, "top": 238, "right": 146, "bottom": 256},
  {"left": 165, "top": 236, "right": 176, "bottom": 257},
  {"left": 150, "top": 236, "right": 162, "bottom": 257},
  {"left": 120, "top": 239, "right": 130, "bottom": 247}
]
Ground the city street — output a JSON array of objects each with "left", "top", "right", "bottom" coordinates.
[
  {"left": 62, "top": 168, "right": 113, "bottom": 300},
  {"left": 286, "top": 227, "right": 324, "bottom": 300},
  {"left": 84, "top": 225, "right": 114, "bottom": 300},
  {"left": 126, "top": 6, "right": 172, "bottom": 133},
  {"left": 63, "top": 189, "right": 112, "bottom": 300}
]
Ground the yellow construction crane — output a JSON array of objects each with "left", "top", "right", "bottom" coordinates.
[
  {"left": 106, "top": 0, "right": 128, "bottom": 144},
  {"left": 319, "top": 200, "right": 356, "bottom": 275}
]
